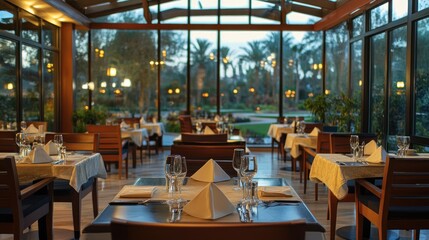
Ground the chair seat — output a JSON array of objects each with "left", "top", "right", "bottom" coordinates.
[
  {"left": 0, "top": 194, "right": 50, "bottom": 223},
  {"left": 53, "top": 178, "right": 94, "bottom": 196}
]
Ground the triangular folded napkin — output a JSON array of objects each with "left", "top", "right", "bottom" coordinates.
[
  {"left": 258, "top": 186, "right": 293, "bottom": 198},
  {"left": 44, "top": 140, "right": 58, "bottom": 155},
  {"left": 22, "top": 146, "right": 53, "bottom": 164},
  {"left": 140, "top": 117, "right": 146, "bottom": 124},
  {"left": 183, "top": 183, "right": 235, "bottom": 220},
  {"left": 119, "top": 186, "right": 157, "bottom": 198},
  {"left": 364, "top": 140, "right": 377, "bottom": 155},
  {"left": 366, "top": 146, "right": 387, "bottom": 164},
  {"left": 309, "top": 127, "right": 320, "bottom": 137},
  {"left": 191, "top": 159, "right": 230, "bottom": 182},
  {"left": 24, "top": 124, "right": 39, "bottom": 134},
  {"left": 290, "top": 121, "right": 296, "bottom": 128},
  {"left": 120, "top": 121, "right": 129, "bottom": 129},
  {"left": 203, "top": 126, "right": 215, "bottom": 135}
]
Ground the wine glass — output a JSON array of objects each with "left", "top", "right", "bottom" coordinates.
[
  {"left": 53, "top": 134, "right": 63, "bottom": 159},
  {"left": 176, "top": 156, "right": 187, "bottom": 200},
  {"left": 195, "top": 121, "right": 202, "bottom": 134},
  {"left": 20, "top": 121, "right": 27, "bottom": 132},
  {"left": 216, "top": 121, "right": 224, "bottom": 134},
  {"left": 300, "top": 121, "right": 306, "bottom": 134},
  {"left": 396, "top": 136, "right": 405, "bottom": 157},
  {"left": 228, "top": 123, "right": 234, "bottom": 136},
  {"left": 164, "top": 155, "right": 182, "bottom": 202},
  {"left": 402, "top": 136, "right": 410, "bottom": 155},
  {"left": 350, "top": 135, "right": 359, "bottom": 161},
  {"left": 15, "top": 133, "right": 26, "bottom": 157},
  {"left": 232, "top": 149, "right": 245, "bottom": 190},
  {"left": 240, "top": 155, "right": 258, "bottom": 201}
]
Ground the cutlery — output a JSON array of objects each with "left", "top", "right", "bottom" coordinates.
[{"left": 236, "top": 203, "right": 247, "bottom": 222}]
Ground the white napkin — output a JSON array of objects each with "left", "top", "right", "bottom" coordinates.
[
  {"left": 119, "top": 186, "right": 157, "bottom": 198},
  {"left": 152, "top": 117, "right": 157, "bottom": 123},
  {"left": 190, "top": 159, "right": 230, "bottom": 183},
  {"left": 44, "top": 140, "right": 58, "bottom": 155},
  {"left": 183, "top": 183, "right": 235, "bottom": 220},
  {"left": 24, "top": 124, "right": 39, "bottom": 134},
  {"left": 366, "top": 146, "right": 387, "bottom": 164},
  {"left": 22, "top": 146, "right": 53, "bottom": 164},
  {"left": 309, "top": 127, "right": 320, "bottom": 137},
  {"left": 203, "top": 126, "right": 215, "bottom": 135},
  {"left": 140, "top": 117, "right": 146, "bottom": 124},
  {"left": 364, "top": 140, "right": 377, "bottom": 155},
  {"left": 290, "top": 121, "right": 296, "bottom": 128},
  {"left": 120, "top": 120, "right": 129, "bottom": 129},
  {"left": 258, "top": 186, "right": 293, "bottom": 198}
]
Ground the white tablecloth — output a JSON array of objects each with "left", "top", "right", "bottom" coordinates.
[
  {"left": 284, "top": 133, "right": 317, "bottom": 158},
  {"left": 121, "top": 128, "right": 149, "bottom": 147},
  {"left": 140, "top": 122, "right": 165, "bottom": 136}
]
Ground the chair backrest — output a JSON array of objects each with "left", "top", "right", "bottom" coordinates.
[
  {"left": 178, "top": 115, "right": 193, "bottom": 133},
  {"left": 122, "top": 118, "right": 140, "bottom": 125},
  {"left": 26, "top": 121, "right": 48, "bottom": 131},
  {"left": 86, "top": 125, "right": 123, "bottom": 163},
  {"left": 0, "top": 131, "right": 18, "bottom": 152},
  {"left": 277, "top": 116, "right": 286, "bottom": 124},
  {"left": 317, "top": 132, "right": 331, "bottom": 153},
  {"left": 181, "top": 133, "right": 227, "bottom": 143},
  {"left": 379, "top": 157, "right": 429, "bottom": 223},
  {"left": 201, "top": 122, "right": 217, "bottom": 133},
  {"left": 171, "top": 142, "right": 245, "bottom": 160},
  {"left": 330, "top": 133, "right": 377, "bottom": 154},
  {"left": 111, "top": 219, "right": 307, "bottom": 240},
  {"left": 303, "top": 122, "right": 324, "bottom": 134},
  {"left": 45, "top": 133, "right": 99, "bottom": 152},
  {"left": 0, "top": 157, "right": 22, "bottom": 221}
]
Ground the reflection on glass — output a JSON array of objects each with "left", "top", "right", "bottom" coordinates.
[
  {"left": 42, "top": 21, "right": 58, "bottom": 47},
  {"left": 370, "top": 2, "right": 388, "bottom": 30},
  {"left": 418, "top": 0, "right": 429, "bottom": 11},
  {"left": 352, "top": 15, "right": 364, "bottom": 37},
  {"left": 92, "top": 9, "right": 146, "bottom": 23},
  {"left": 74, "top": 30, "right": 89, "bottom": 117},
  {"left": 286, "top": 12, "right": 320, "bottom": 25},
  {"left": 22, "top": 45, "right": 40, "bottom": 120},
  {"left": 0, "top": 2, "right": 16, "bottom": 35},
  {"left": 43, "top": 50, "right": 57, "bottom": 131},
  {"left": 415, "top": 18, "right": 429, "bottom": 138},
  {"left": 0, "top": 38, "right": 17, "bottom": 124},
  {"left": 21, "top": 11, "right": 39, "bottom": 42},
  {"left": 351, "top": 40, "right": 362, "bottom": 132},
  {"left": 392, "top": 0, "right": 407, "bottom": 21},
  {"left": 369, "top": 33, "right": 386, "bottom": 137},
  {"left": 251, "top": 0, "right": 280, "bottom": 24}
]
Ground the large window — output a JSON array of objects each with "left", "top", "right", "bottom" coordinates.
[
  {"left": 0, "top": 38, "right": 17, "bottom": 127},
  {"left": 351, "top": 40, "right": 362, "bottom": 132},
  {"left": 415, "top": 18, "right": 429, "bottom": 138},
  {"left": 43, "top": 50, "right": 57, "bottom": 130},
  {"left": 22, "top": 44, "right": 40, "bottom": 121}
]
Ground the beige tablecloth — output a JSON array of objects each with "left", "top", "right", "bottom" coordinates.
[
  {"left": 140, "top": 123, "right": 165, "bottom": 136},
  {"left": 2, "top": 153, "right": 107, "bottom": 192},
  {"left": 267, "top": 124, "right": 294, "bottom": 142},
  {"left": 121, "top": 128, "right": 149, "bottom": 147},
  {"left": 309, "top": 154, "right": 384, "bottom": 199},
  {"left": 284, "top": 133, "right": 317, "bottom": 158}
]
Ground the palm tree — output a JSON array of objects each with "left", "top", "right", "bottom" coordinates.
[
  {"left": 239, "top": 41, "right": 265, "bottom": 105},
  {"left": 191, "top": 39, "right": 214, "bottom": 107},
  {"left": 220, "top": 46, "right": 234, "bottom": 82}
]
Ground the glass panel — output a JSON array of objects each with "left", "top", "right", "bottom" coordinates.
[
  {"left": 418, "top": 0, "right": 429, "bottom": 11},
  {"left": 415, "top": 18, "right": 429, "bottom": 138},
  {"left": 0, "top": 38, "right": 17, "bottom": 128},
  {"left": 387, "top": 26, "right": 407, "bottom": 151},
  {"left": 21, "top": 11, "right": 39, "bottom": 42},
  {"left": 22, "top": 45, "right": 40, "bottom": 121},
  {"left": 42, "top": 21, "right": 58, "bottom": 47},
  {"left": 43, "top": 50, "right": 57, "bottom": 131},
  {"left": 190, "top": 31, "right": 217, "bottom": 117},
  {"left": 392, "top": 0, "right": 407, "bottom": 21},
  {"left": 370, "top": 2, "right": 388, "bottom": 30},
  {"left": 220, "top": 0, "right": 249, "bottom": 24},
  {"left": 160, "top": 0, "right": 188, "bottom": 24},
  {"left": 0, "top": 1, "right": 16, "bottom": 35},
  {"left": 251, "top": 0, "right": 280, "bottom": 24},
  {"left": 286, "top": 12, "right": 320, "bottom": 25},
  {"left": 325, "top": 22, "right": 349, "bottom": 96},
  {"left": 74, "top": 30, "right": 89, "bottom": 132},
  {"left": 351, "top": 40, "right": 362, "bottom": 132},
  {"left": 369, "top": 33, "right": 386, "bottom": 140},
  {"left": 160, "top": 30, "right": 187, "bottom": 134},
  {"left": 91, "top": 9, "right": 146, "bottom": 23},
  {"left": 91, "top": 29, "right": 158, "bottom": 123},
  {"left": 190, "top": 0, "right": 218, "bottom": 24},
  {"left": 352, "top": 15, "right": 364, "bottom": 37}
]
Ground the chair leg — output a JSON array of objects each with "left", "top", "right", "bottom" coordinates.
[
  {"left": 92, "top": 178, "right": 99, "bottom": 217},
  {"left": 355, "top": 203, "right": 363, "bottom": 240},
  {"left": 328, "top": 191, "right": 338, "bottom": 240},
  {"left": 315, "top": 183, "right": 318, "bottom": 201},
  {"left": 271, "top": 138, "right": 274, "bottom": 155},
  {"left": 303, "top": 163, "right": 308, "bottom": 194},
  {"left": 71, "top": 191, "right": 82, "bottom": 239}
]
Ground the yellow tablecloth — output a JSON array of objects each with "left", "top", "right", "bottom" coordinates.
[
  {"left": 267, "top": 124, "right": 294, "bottom": 142},
  {"left": 284, "top": 133, "right": 317, "bottom": 158}
]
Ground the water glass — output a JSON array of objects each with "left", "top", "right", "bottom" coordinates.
[
  {"left": 216, "top": 121, "right": 224, "bottom": 134},
  {"left": 15, "top": 133, "right": 26, "bottom": 158},
  {"left": 176, "top": 156, "right": 187, "bottom": 199},
  {"left": 53, "top": 134, "right": 63, "bottom": 159},
  {"left": 20, "top": 121, "right": 27, "bottom": 132},
  {"left": 240, "top": 155, "right": 258, "bottom": 200},
  {"left": 357, "top": 145, "right": 364, "bottom": 162},
  {"left": 165, "top": 155, "right": 182, "bottom": 202},
  {"left": 60, "top": 146, "right": 67, "bottom": 160},
  {"left": 396, "top": 136, "right": 405, "bottom": 157},
  {"left": 195, "top": 122, "right": 202, "bottom": 134},
  {"left": 350, "top": 135, "right": 359, "bottom": 161},
  {"left": 232, "top": 149, "right": 245, "bottom": 190}
]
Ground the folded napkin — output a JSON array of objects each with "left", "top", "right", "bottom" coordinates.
[
  {"left": 152, "top": 117, "right": 157, "bottom": 123},
  {"left": 290, "top": 121, "right": 296, "bottom": 128},
  {"left": 203, "top": 126, "right": 215, "bottom": 135},
  {"left": 183, "top": 183, "right": 235, "bottom": 220},
  {"left": 119, "top": 186, "right": 157, "bottom": 198},
  {"left": 309, "top": 127, "right": 320, "bottom": 137},
  {"left": 190, "top": 159, "right": 230, "bottom": 183},
  {"left": 140, "top": 117, "right": 146, "bottom": 124},
  {"left": 133, "top": 123, "right": 139, "bottom": 129},
  {"left": 364, "top": 140, "right": 377, "bottom": 155},
  {"left": 366, "top": 146, "right": 387, "bottom": 164},
  {"left": 120, "top": 121, "right": 129, "bottom": 129},
  {"left": 44, "top": 140, "right": 58, "bottom": 155},
  {"left": 22, "top": 146, "right": 53, "bottom": 164},
  {"left": 24, "top": 124, "right": 39, "bottom": 134},
  {"left": 258, "top": 186, "right": 293, "bottom": 198}
]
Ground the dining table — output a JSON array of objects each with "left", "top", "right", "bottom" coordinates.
[
  {"left": 83, "top": 177, "right": 325, "bottom": 240},
  {"left": 139, "top": 122, "right": 165, "bottom": 137},
  {"left": 1, "top": 152, "right": 107, "bottom": 192},
  {"left": 267, "top": 123, "right": 295, "bottom": 143}
]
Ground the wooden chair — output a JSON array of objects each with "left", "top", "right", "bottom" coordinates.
[
  {"left": 181, "top": 133, "right": 227, "bottom": 143},
  {"left": 45, "top": 133, "right": 100, "bottom": 239},
  {"left": 26, "top": 121, "right": 48, "bottom": 131},
  {"left": 0, "top": 130, "right": 19, "bottom": 152},
  {"left": 87, "top": 125, "right": 129, "bottom": 179},
  {"left": 0, "top": 157, "right": 54, "bottom": 240},
  {"left": 302, "top": 131, "right": 331, "bottom": 200},
  {"left": 111, "top": 218, "right": 307, "bottom": 240},
  {"left": 271, "top": 117, "right": 286, "bottom": 158},
  {"left": 178, "top": 115, "right": 193, "bottom": 133},
  {"left": 303, "top": 122, "right": 324, "bottom": 133},
  {"left": 355, "top": 156, "right": 429, "bottom": 240},
  {"left": 328, "top": 132, "right": 377, "bottom": 240}
]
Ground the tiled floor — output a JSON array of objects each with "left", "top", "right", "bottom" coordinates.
[{"left": 1, "top": 148, "right": 426, "bottom": 240}]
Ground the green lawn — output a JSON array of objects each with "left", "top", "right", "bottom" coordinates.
[{"left": 235, "top": 123, "right": 271, "bottom": 137}]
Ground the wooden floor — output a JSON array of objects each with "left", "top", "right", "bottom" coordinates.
[{"left": 1, "top": 148, "right": 427, "bottom": 240}]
